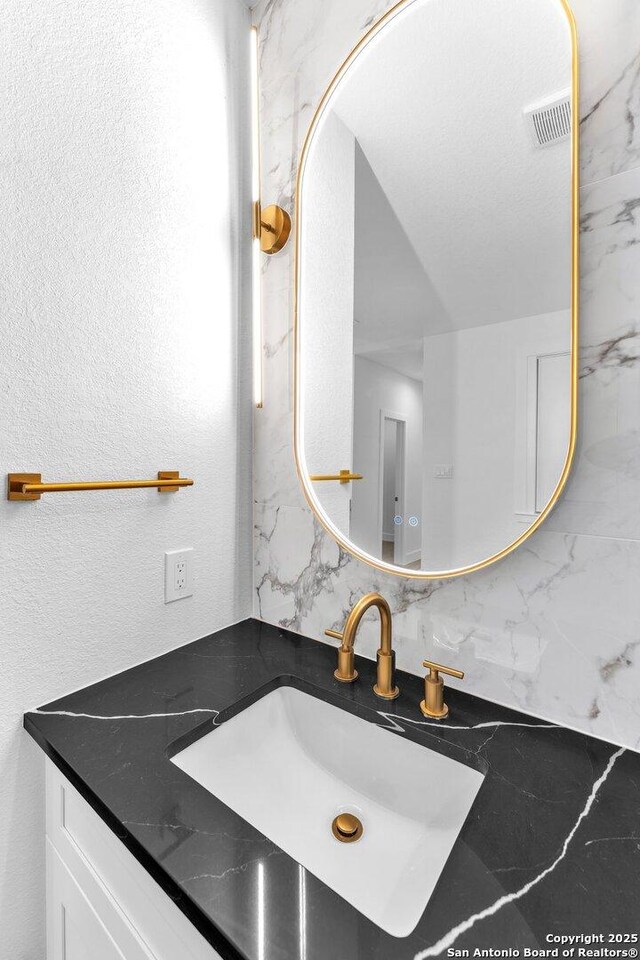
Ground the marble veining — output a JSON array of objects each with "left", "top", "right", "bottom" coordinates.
[
  {"left": 580, "top": 329, "right": 640, "bottom": 380},
  {"left": 33, "top": 708, "right": 219, "bottom": 720},
  {"left": 24, "top": 621, "right": 640, "bottom": 958},
  {"left": 376, "top": 711, "right": 560, "bottom": 734},
  {"left": 255, "top": 513, "right": 350, "bottom": 627},
  {"left": 252, "top": 0, "right": 640, "bottom": 752},
  {"left": 414, "top": 747, "right": 626, "bottom": 960},
  {"left": 580, "top": 49, "right": 640, "bottom": 183}
]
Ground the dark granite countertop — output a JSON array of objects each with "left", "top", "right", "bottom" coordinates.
[{"left": 25, "top": 619, "right": 640, "bottom": 959}]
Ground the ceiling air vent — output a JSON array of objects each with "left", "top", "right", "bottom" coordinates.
[{"left": 524, "top": 91, "right": 571, "bottom": 147}]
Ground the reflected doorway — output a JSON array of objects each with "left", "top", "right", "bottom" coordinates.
[{"left": 380, "top": 414, "right": 406, "bottom": 566}]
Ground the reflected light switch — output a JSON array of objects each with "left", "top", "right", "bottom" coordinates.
[{"left": 434, "top": 464, "right": 454, "bottom": 479}]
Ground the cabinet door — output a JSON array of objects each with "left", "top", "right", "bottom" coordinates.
[
  {"left": 47, "top": 841, "right": 128, "bottom": 960},
  {"left": 46, "top": 761, "right": 222, "bottom": 960}
]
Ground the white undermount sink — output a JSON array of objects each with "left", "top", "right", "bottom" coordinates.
[{"left": 170, "top": 685, "right": 484, "bottom": 937}]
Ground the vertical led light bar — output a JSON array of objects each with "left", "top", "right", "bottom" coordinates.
[
  {"left": 298, "top": 864, "right": 307, "bottom": 960},
  {"left": 250, "top": 26, "right": 263, "bottom": 408},
  {"left": 257, "top": 861, "right": 265, "bottom": 960}
]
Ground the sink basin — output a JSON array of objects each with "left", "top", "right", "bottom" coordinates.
[{"left": 170, "top": 685, "right": 484, "bottom": 937}]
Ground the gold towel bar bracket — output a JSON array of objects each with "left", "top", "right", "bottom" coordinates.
[
  {"left": 310, "top": 470, "right": 363, "bottom": 484},
  {"left": 7, "top": 472, "right": 194, "bottom": 501}
]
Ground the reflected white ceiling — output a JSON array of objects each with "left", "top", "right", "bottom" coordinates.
[
  {"left": 357, "top": 338, "right": 425, "bottom": 381},
  {"left": 328, "top": 0, "right": 573, "bottom": 351},
  {"left": 353, "top": 142, "right": 449, "bottom": 363}
]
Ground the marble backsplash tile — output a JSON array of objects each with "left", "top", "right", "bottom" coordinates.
[
  {"left": 255, "top": 511, "right": 640, "bottom": 750},
  {"left": 571, "top": 0, "right": 640, "bottom": 184},
  {"left": 252, "top": 0, "right": 640, "bottom": 751},
  {"left": 546, "top": 165, "right": 640, "bottom": 540}
]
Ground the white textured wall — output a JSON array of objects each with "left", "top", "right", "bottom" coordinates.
[
  {"left": 0, "top": 0, "right": 251, "bottom": 956},
  {"left": 422, "top": 310, "right": 570, "bottom": 570}
]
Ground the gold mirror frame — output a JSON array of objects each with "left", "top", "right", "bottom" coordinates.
[{"left": 293, "top": 0, "right": 579, "bottom": 580}]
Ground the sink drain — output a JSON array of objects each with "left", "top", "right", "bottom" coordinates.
[{"left": 331, "top": 813, "right": 364, "bottom": 843}]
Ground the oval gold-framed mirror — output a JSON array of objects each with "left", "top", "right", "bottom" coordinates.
[{"left": 294, "top": 0, "right": 578, "bottom": 580}]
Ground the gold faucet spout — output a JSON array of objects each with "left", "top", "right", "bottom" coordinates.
[{"left": 325, "top": 593, "right": 399, "bottom": 700}]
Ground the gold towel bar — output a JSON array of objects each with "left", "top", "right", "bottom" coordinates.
[
  {"left": 7, "top": 472, "right": 194, "bottom": 501},
  {"left": 309, "top": 470, "right": 363, "bottom": 484}
]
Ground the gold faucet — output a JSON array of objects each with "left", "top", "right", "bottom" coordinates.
[{"left": 325, "top": 593, "right": 400, "bottom": 700}]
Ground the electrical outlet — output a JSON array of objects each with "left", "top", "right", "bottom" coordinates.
[{"left": 165, "top": 548, "right": 193, "bottom": 603}]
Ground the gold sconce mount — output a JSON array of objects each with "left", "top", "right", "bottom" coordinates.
[{"left": 255, "top": 202, "right": 291, "bottom": 255}]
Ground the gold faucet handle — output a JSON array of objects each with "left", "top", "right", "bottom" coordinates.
[
  {"left": 325, "top": 628, "right": 358, "bottom": 683},
  {"left": 422, "top": 659, "right": 464, "bottom": 681},
  {"left": 420, "top": 660, "right": 463, "bottom": 719}
]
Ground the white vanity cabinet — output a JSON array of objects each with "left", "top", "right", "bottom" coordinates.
[{"left": 45, "top": 760, "right": 222, "bottom": 960}]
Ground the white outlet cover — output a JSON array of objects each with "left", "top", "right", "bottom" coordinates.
[{"left": 164, "top": 548, "right": 193, "bottom": 603}]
